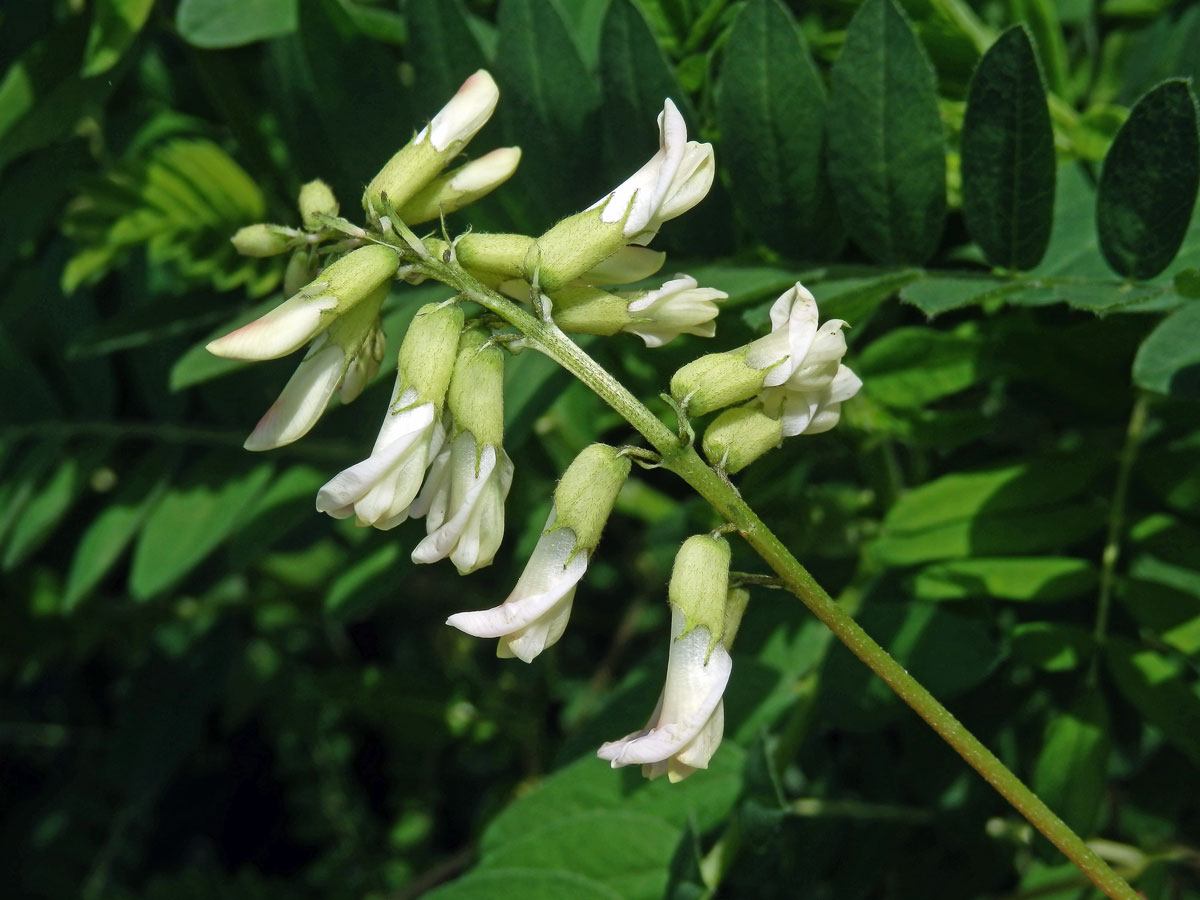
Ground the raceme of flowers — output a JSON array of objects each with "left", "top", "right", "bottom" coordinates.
[{"left": 206, "top": 70, "right": 861, "bottom": 781}]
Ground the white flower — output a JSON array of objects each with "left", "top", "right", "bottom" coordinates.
[
  {"left": 445, "top": 513, "right": 587, "bottom": 662},
  {"left": 583, "top": 246, "right": 666, "bottom": 285},
  {"left": 410, "top": 430, "right": 514, "bottom": 574},
  {"left": 420, "top": 70, "right": 500, "bottom": 153},
  {"left": 761, "top": 363, "right": 862, "bottom": 436},
  {"left": 243, "top": 315, "right": 385, "bottom": 451},
  {"left": 314, "top": 387, "right": 445, "bottom": 529},
  {"left": 623, "top": 274, "right": 727, "bottom": 347},
  {"left": 597, "top": 605, "right": 731, "bottom": 782},
  {"left": 591, "top": 99, "right": 715, "bottom": 245}
]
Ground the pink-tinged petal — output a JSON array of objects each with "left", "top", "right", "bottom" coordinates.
[
  {"left": 244, "top": 343, "right": 346, "bottom": 451},
  {"left": 206, "top": 290, "right": 336, "bottom": 360},
  {"left": 427, "top": 70, "right": 500, "bottom": 152}
]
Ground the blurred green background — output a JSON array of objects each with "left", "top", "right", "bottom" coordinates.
[{"left": 3, "top": 0, "right": 1200, "bottom": 897}]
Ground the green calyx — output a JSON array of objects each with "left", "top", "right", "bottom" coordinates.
[
  {"left": 362, "top": 137, "right": 444, "bottom": 219},
  {"left": 397, "top": 301, "right": 465, "bottom": 410},
  {"left": 550, "top": 444, "right": 631, "bottom": 555},
  {"left": 526, "top": 204, "right": 630, "bottom": 293},
  {"left": 669, "top": 534, "right": 733, "bottom": 651},
  {"left": 701, "top": 404, "right": 784, "bottom": 473},
  {"left": 447, "top": 327, "right": 504, "bottom": 448},
  {"left": 670, "top": 348, "right": 769, "bottom": 417},
  {"left": 455, "top": 233, "right": 535, "bottom": 280},
  {"left": 550, "top": 286, "right": 633, "bottom": 336},
  {"left": 318, "top": 244, "right": 401, "bottom": 313},
  {"left": 231, "top": 224, "right": 294, "bottom": 257}
]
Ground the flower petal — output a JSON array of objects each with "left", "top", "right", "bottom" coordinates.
[
  {"left": 244, "top": 343, "right": 346, "bottom": 451},
  {"left": 207, "top": 290, "right": 336, "bottom": 361}
]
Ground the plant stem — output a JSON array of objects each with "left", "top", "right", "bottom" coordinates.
[
  {"left": 1091, "top": 392, "right": 1149, "bottom": 683},
  {"left": 417, "top": 256, "right": 1140, "bottom": 900}
]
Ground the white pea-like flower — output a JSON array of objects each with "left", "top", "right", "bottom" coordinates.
[
  {"left": 445, "top": 512, "right": 588, "bottom": 662},
  {"left": 314, "top": 388, "right": 445, "bottom": 530},
  {"left": 410, "top": 430, "right": 515, "bottom": 574},
  {"left": 591, "top": 99, "right": 715, "bottom": 246},
  {"left": 598, "top": 605, "right": 732, "bottom": 782},
  {"left": 622, "top": 274, "right": 727, "bottom": 348}
]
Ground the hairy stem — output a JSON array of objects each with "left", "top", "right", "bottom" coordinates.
[{"left": 416, "top": 255, "right": 1140, "bottom": 900}]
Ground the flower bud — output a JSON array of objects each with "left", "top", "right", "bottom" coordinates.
[
  {"left": 525, "top": 206, "right": 629, "bottom": 294},
  {"left": 701, "top": 405, "right": 783, "bottom": 473},
  {"left": 454, "top": 232, "right": 536, "bottom": 281},
  {"left": 398, "top": 147, "right": 521, "bottom": 225},
  {"left": 669, "top": 348, "right": 774, "bottom": 417},
  {"left": 397, "top": 302, "right": 464, "bottom": 409},
  {"left": 669, "top": 534, "right": 731, "bottom": 650},
  {"left": 363, "top": 70, "right": 499, "bottom": 217},
  {"left": 446, "top": 328, "right": 504, "bottom": 448},
  {"left": 207, "top": 244, "right": 399, "bottom": 361},
  {"left": 231, "top": 224, "right": 294, "bottom": 257},
  {"left": 283, "top": 249, "right": 317, "bottom": 298},
  {"left": 550, "top": 444, "right": 631, "bottom": 555},
  {"left": 723, "top": 586, "right": 750, "bottom": 648},
  {"left": 622, "top": 275, "right": 726, "bottom": 348},
  {"left": 549, "top": 286, "right": 632, "bottom": 336},
  {"left": 299, "top": 179, "right": 339, "bottom": 229}
]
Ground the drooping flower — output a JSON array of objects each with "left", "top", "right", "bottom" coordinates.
[
  {"left": 243, "top": 282, "right": 388, "bottom": 451},
  {"left": 410, "top": 328, "right": 513, "bottom": 573},
  {"left": 446, "top": 444, "right": 630, "bottom": 661},
  {"left": 598, "top": 536, "right": 747, "bottom": 782},
  {"left": 206, "top": 243, "right": 400, "bottom": 449},
  {"left": 315, "top": 302, "right": 463, "bottom": 529}
]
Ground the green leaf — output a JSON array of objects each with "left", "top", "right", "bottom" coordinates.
[
  {"left": 2, "top": 448, "right": 96, "bottom": 571},
  {"left": 911, "top": 557, "right": 1097, "bottom": 602},
  {"left": 826, "top": 0, "right": 946, "bottom": 263},
  {"left": 1105, "top": 637, "right": 1200, "bottom": 765},
  {"left": 961, "top": 25, "right": 1055, "bottom": 270},
  {"left": 599, "top": 0, "right": 692, "bottom": 184},
  {"left": 494, "top": 0, "right": 601, "bottom": 230},
  {"left": 1032, "top": 689, "right": 1109, "bottom": 835},
  {"left": 63, "top": 455, "right": 173, "bottom": 611},
  {"left": 1011, "top": 622, "right": 1093, "bottom": 671},
  {"left": 716, "top": 0, "right": 841, "bottom": 259},
  {"left": 475, "top": 811, "right": 680, "bottom": 900},
  {"left": 129, "top": 454, "right": 274, "bottom": 599},
  {"left": 1118, "top": 579, "right": 1200, "bottom": 656},
  {"left": 899, "top": 276, "right": 1029, "bottom": 318},
  {"left": 1133, "top": 301, "right": 1200, "bottom": 400},
  {"left": 873, "top": 456, "right": 1108, "bottom": 566},
  {"left": 1097, "top": 79, "right": 1200, "bottom": 279},
  {"left": 424, "top": 869, "right": 622, "bottom": 900},
  {"left": 481, "top": 746, "right": 744, "bottom": 854},
  {"left": 176, "top": 0, "right": 298, "bottom": 48},
  {"left": 821, "top": 599, "right": 1001, "bottom": 730},
  {"left": 82, "top": 0, "right": 156, "bottom": 77},
  {"left": 856, "top": 326, "right": 985, "bottom": 409},
  {"left": 404, "top": 0, "right": 488, "bottom": 116}
]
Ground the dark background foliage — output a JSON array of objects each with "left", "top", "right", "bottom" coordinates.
[{"left": 3, "top": 0, "right": 1200, "bottom": 897}]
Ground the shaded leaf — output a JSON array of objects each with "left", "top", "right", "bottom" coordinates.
[
  {"left": 716, "top": 0, "right": 841, "bottom": 259},
  {"left": 82, "top": 0, "right": 156, "bottom": 77},
  {"left": 1011, "top": 622, "right": 1093, "bottom": 671},
  {"left": 961, "top": 25, "right": 1055, "bottom": 269},
  {"left": 1032, "top": 689, "right": 1109, "bottom": 835},
  {"left": 176, "top": 0, "right": 297, "bottom": 48},
  {"left": 911, "top": 557, "right": 1097, "bottom": 603},
  {"left": 827, "top": 0, "right": 945, "bottom": 263},
  {"left": 1133, "top": 301, "right": 1200, "bottom": 400},
  {"left": 1097, "top": 79, "right": 1200, "bottom": 279},
  {"left": 1105, "top": 637, "right": 1200, "bottom": 765},
  {"left": 856, "top": 326, "right": 986, "bottom": 409}
]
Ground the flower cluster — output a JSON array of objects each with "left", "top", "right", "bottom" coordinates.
[{"left": 206, "top": 69, "right": 862, "bottom": 783}]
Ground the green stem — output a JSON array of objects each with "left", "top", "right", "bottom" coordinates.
[
  {"left": 416, "top": 257, "right": 1140, "bottom": 900},
  {"left": 1090, "top": 392, "right": 1149, "bottom": 682}
]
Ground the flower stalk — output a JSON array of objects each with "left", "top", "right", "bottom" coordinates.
[{"left": 408, "top": 249, "right": 1140, "bottom": 900}]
